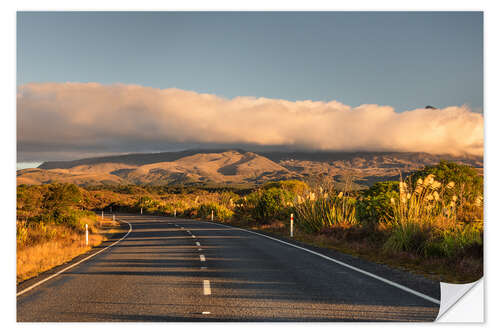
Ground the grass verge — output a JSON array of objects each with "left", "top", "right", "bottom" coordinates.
[
  {"left": 16, "top": 218, "right": 122, "bottom": 283},
  {"left": 222, "top": 219, "right": 482, "bottom": 283}
]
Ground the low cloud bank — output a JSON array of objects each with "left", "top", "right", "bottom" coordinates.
[{"left": 17, "top": 82, "right": 483, "bottom": 161}]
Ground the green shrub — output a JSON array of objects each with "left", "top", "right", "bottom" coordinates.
[
  {"left": 410, "top": 161, "right": 482, "bottom": 199},
  {"left": 356, "top": 181, "right": 399, "bottom": 228},
  {"left": 263, "top": 180, "right": 309, "bottom": 195},
  {"left": 249, "top": 188, "right": 293, "bottom": 223},
  {"left": 363, "top": 181, "right": 399, "bottom": 197},
  {"left": 44, "top": 183, "right": 83, "bottom": 211},
  {"left": 52, "top": 209, "right": 98, "bottom": 231}
]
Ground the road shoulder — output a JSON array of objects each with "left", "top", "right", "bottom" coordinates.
[
  {"left": 201, "top": 219, "right": 441, "bottom": 301},
  {"left": 16, "top": 219, "right": 130, "bottom": 295}
]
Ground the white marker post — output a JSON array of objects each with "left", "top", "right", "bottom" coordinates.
[
  {"left": 101, "top": 211, "right": 104, "bottom": 220},
  {"left": 290, "top": 213, "right": 294, "bottom": 238},
  {"left": 174, "top": 209, "right": 176, "bottom": 217},
  {"left": 85, "top": 224, "right": 88, "bottom": 246},
  {"left": 211, "top": 210, "right": 214, "bottom": 221},
  {"left": 113, "top": 214, "right": 115, "bottom": 222},
  {"left": 141, "top": 207, "right": 143, "bottom": 215}
]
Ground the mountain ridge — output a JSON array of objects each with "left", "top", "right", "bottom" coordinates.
[{"left": 20, "top": 149, "right": 483, "bottom": 188}]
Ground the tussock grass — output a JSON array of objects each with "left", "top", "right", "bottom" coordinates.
[
  {"left": 16, "top": 217, "right": 121, "bottom": 283},
  {"left": 16, "top": 224, "right": 104, "bottom": 283}
]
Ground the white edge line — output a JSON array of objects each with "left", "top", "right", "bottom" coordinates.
[
  {"left": 201, "top": 220, "right": 440, "bottom": 305},
  {"left": 17, "top": 219, "right": 133, "bottom": 297}
]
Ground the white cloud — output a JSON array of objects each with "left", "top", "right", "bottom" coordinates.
[{"left": 17, "top": 82, "right": 484, "bottom": 161}]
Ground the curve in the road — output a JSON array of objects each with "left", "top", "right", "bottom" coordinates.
[
  {"left": 16, "top": 219, "right": 133, "bottom": 297},
  {"left": 17, "top": 214, "right": 440, "bottom": 321}
]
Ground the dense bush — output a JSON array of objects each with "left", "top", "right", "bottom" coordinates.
[
  {"left": 17, "top": 184, "right": 99, "bottom": 248},
  {"left": 262, "top": 179, "right": 309, "bottom": 195},
  {"left": 246, "top": 187, "right": 294, "bottom": 223},
  {"left": 356, "top": 181, "right": 398, "bottom": 229},
  {"left": 17, "top": 183, "right": 92, "bottom": 228},
  {"left": 411, "top": 160, "right": 482, "bottom": 197}
]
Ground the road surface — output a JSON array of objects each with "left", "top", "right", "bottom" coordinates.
[{"left": 17, "top": 214, "right": 440, "bottom": 321}]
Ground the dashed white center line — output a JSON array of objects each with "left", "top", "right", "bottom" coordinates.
[
  {"left": 200, "top": 254, "right": 206, "bottom": 262},
  {"left": 191, "top": 235, "right": 196, "bottom": 238},
  {"left": 202, "top": 311, "right": 211, "bottom": 315},
  {"left": 203, "top": 280, "right": 211, "bottom": 295},
  {"left": 195, "top": 242, "right": 201, "bottom": 246}
]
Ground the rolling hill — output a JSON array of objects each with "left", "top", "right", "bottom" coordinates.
[{"left": 17, "top": 149, "right": 483, "bottom": 188}]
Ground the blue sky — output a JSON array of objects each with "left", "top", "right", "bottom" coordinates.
[
  {"left": 16, "top": 12, "right": 484, "bottom": 168},
  {"left": 17, "top": 11, "right": 483, "bottom": 113}
]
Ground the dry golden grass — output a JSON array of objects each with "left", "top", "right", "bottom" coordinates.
[{"left": 17, "top": 218, "right": 120, "bottom": 283}]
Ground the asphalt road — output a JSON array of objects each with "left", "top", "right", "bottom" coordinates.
[{"left": 17, "top": 214, "right": 440, "bottom": 322}]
